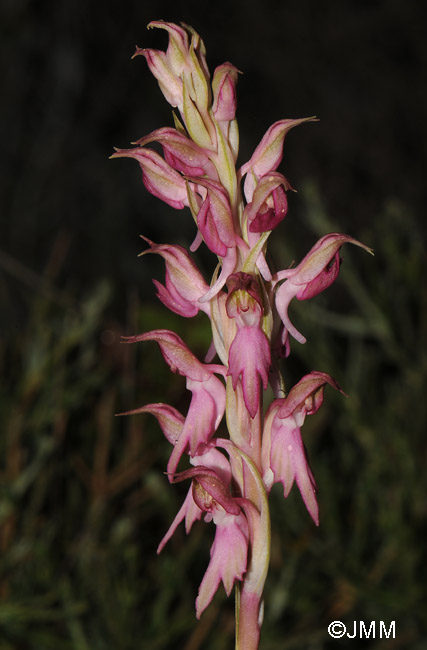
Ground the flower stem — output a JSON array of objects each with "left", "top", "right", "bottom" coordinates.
[{"left": 235, "top": 584, "right": 262, "bottom": 650}]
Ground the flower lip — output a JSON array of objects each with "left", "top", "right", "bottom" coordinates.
[{"left": 227, "top": 325, "right": 271, "bottom": 419}]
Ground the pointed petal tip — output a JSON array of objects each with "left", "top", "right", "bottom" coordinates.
[
  {"left": 137, "top": 234, "right": 156, "bottom": 256},
  {"left": 109, "top": 147, "right": 122, "bottom": 159},
  {"left": 109, "top": 147, "right": 132, "bottom": 159},
  {"left": 131, "top": 46, "right": 146, "bottom": 60}
]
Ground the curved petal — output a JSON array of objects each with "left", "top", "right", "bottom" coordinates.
[{"left": 274, "top": 280, "right": 306, "bottom": 344}]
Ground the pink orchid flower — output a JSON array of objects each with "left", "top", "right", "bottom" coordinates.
[
  {"left": 111, "top": 147, "right": 188, "bottom": 209},
  {"left": 244, "top": 171, "right": 293, "bottom": 234},
  {"left": 274, "top": 233, "right": 374, "bottom": 343},
  {"left": 240, "top": 117, "right": 317, "bottom": 202},
  {"left": 157, "top": 443, "right": 233, "bottom": 550},
  {"left": 139, "top": 236, "right": 210, "bottom": 317},
  {"left": 123, "top": 330, "right": 226, "bottom": 473},
  {"left": 262, "top": 371, "right": 344, "bottom": 524},
  {"left": 158, "top": 454, "right": 249, "bottom": 618},
  {"left": 225, "top": 273, "right": 271, "bottom": 418}
]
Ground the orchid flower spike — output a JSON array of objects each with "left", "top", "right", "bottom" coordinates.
[{"left": 113, "top": 20, "right": 373, "bottom": 650}]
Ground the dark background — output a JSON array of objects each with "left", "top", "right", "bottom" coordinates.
[{"left": 1, "top": 1, "right": 426, "bottom": 649}]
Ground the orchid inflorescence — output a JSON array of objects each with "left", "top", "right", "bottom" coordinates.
[{"left": 112, "top": 20, "right": 372, "bottom": 650}]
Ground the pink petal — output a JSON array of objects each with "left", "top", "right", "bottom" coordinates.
[{"left": 274, "top": 280, "right": 306, "bottom": 344}]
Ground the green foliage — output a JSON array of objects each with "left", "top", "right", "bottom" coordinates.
[{"left": 1, "top": 189, "right": 425, "bottom": 649}]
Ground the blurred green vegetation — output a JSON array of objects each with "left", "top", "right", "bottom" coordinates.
[{"left": 1, "top": 187, "right": 426, "bottom": 650}]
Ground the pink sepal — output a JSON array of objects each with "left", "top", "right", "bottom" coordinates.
[
  {"left": 147, "top": 20, "right": 189, "bottom": 76},
  {"left": 226, "top": 272, "right": 263, "bottom": 327},
  {"left": 278, "top": 371, "right": 344, "bottom": 419},
  {"left": 186, "top": 177, "right": 237, "bottom": 256},
  {"left": 140, "top": 237, "right": 210, "bottom": 317},
  {"left": 134, "top": 127, "right": 215, "bottom": 177},
  {"left": 198, "top": 245, "right": 238, "bottom": 302},
  {"left": 123, "top": 329, "right": 210, "bottom": 380},
  {"left": 133, "top": 46, "right": 183, "bottom": 107},
  {"left": 240, "top": 117, "right": 317, "bottom": 201},
  {"left": 111, "top": 147, "right": 187, "bottom": 209},
  {"left": 170, "top": 466, "right": 241, "bottom": 516},
  {"left": 116, "top": 402, "right": 184, "bottom": 446},
  {"left": 211, "top": 62, "right": 240, "bottom": 122}
]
